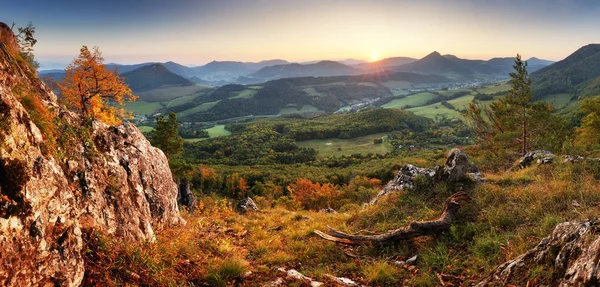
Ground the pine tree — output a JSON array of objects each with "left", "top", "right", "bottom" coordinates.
[
  {"left": 464, "top": 54, "right": 568, "bottom": 158},
  {"left": 149, "top": 112, "right": 184, "bottom": 159},
  {"left": 507, "top": 54, "right": 532, "bottom": 155}
]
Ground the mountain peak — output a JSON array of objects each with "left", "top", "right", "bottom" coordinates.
[{"left": 425, "top": 51, "right": 442, "bottom": 58}]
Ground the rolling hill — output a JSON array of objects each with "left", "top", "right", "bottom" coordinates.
[
  {"left": 122, "top": 63, "right": 195, "bottom": 92},
  {"left": 392, "top": 52, "right": 552, "bottom": 80},
  {"left": 531, "top": 44, "right": 600, "bottom": 98},
  {"left": 242, "top": 61, "right": 361, "bottom": 83}
]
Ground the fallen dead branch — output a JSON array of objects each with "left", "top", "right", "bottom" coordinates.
[{"left": 314, "top": 192, "right": 470, "bottom": 245}]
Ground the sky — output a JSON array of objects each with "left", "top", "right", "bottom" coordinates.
[{"left": 4, "top": 0, "right": 600, "bottom": 69}]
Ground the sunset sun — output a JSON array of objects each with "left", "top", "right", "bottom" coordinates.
[{"left": 370, "top": 53, "right": 380, "bottom": 62}]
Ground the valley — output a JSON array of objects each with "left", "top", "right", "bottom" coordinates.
[{"left": 5, "top": 1, "right": 600, "bottom": 285}]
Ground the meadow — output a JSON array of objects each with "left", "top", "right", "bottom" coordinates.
[{"left": 297, "top": 132, "right": 392, "bottom": 158}]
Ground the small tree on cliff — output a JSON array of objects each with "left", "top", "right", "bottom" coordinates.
[
  {"left": 11, "top": 22, "right": 39, "bottom": 69},
  {"left": 57, "top": 46, "right": 137, "bottom": 125}
]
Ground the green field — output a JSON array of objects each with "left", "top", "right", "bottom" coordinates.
[
  {"left": 542, "top": 93, "right": 572, "bottom": 107},
  {"left": 278, "top": 105, "right": 320, "bottom": 115},
  {"left": 125, "top": 101, "right": 163, "bottom": 115},
  {"left": 447, "top": 94, "right": 475, "bottom": 109},
  {"left": 438, "top": 88, "right": 473, "bottom": 97},
  {"left": 381, "top": 80, "right": 413, "bottom": 89},
  {"left": 165, "top": 95, "right": 196, "bottom": 108},
  {"left": 137, "top": 125, "right": 154, "bottom": 133},
  {"left": 177, "top": 101, "right": 220, "bottom": 118},
  {"left": 231, "top": 89, "right": 258, "bottom": 99},
  {"left": 302, "top": 87, "right": 321, "bottom": 97},
  {"left": 204, "top": 125, "right": 231, "bottom": 138},
  {"left": 357, "top": 82, "right": 379, "bottom": 87},
  {"left": 297, "top": 132, "right": 391, "bottom": 158},
  {"left": 381, "top": 92, "right": 438, "bottom": 109},
  {"left": 475, "top": 82, "right": 511, "bottom": 94},
  {"left": 407, "top": 102, "right": 462, "bottom": 119},
  {"left": 136, "top": 84, "right": 212, "bottom": 102}
]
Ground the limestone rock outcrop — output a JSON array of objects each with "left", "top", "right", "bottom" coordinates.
[
  {"left": 371, "top": 148, "right": 482, "bottom": 204},
  {"left": 0, "top": 23, "right": 183, "bottom": 286},
  {"left": 477, "top": 219, "right": 600, "bottom": 286}
]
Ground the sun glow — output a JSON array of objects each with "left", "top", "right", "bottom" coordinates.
[{"left": 369, "top": 53, "right": 380, "bottom": 62}]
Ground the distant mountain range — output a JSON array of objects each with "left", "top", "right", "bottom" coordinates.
[
  {"left": 353, "top": 57, "right": 417, "bottom": 70},
  {"left": 531, "top": 44, "right": 600, "bottom": 98},
  {"left": 39, "top": 53, "right": 554, "bottom": 87},
  {"left": 121, "top": 63, "right": 195, "bottom": 92}
]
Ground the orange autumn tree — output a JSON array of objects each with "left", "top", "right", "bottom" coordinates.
[
  {"left": 57, "top": 46, "right": 137, "bottom": 125},
  {"left": 288, "top": 178, "right": 341, "bottom": 210}
]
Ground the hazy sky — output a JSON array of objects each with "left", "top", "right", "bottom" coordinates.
[{"left": 4, "top": 0, "right": 600, "bottom": 69}]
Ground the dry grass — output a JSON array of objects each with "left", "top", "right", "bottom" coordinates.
[{"left": 83, "top": 161, "right": 600, "bottom": 286}]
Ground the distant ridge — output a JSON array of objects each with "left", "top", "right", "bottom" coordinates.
[
  {"left": 531, "top": 44, "right": 600, "bottom": 97},
  {"left": 122, "top": 63, "right": 195, "bottom": 92},
  {"left": 392, "top": 51, "right": 552, "bottom": 79},
  {"left": 246, "top": 60, "right": 360, "bottom": 82},
  {"left": 354, "top": 57, "right": 417, "bottom": 70}
]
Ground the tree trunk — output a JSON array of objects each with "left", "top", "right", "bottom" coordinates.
[
  {"left": 314, "top": 192, "right": 470, "bottom": 245},
  {"left": 522, "top": 106, "right": 527, "bottom": 156}
]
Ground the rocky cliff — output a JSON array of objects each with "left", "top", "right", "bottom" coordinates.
[{"left": 0, "top": 23, "right": 183, "bottom": 286}]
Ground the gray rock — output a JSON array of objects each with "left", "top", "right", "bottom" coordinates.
[
  {"left": 405, "top": 255, "right": 418, "bottom": 265},
  {"left": 518, "top": 150, "right": 554, "bottom": 168},
  {"left": 441, "top": 148, "right": 479, "bottom": 183},
  {"left": 370, "top": 149, "right": 482, "bottom": 204},
  {"left": 319, "top": 207, "right": 337, "bottom": 213},
  {"left": 477, "top": 219, "right": 600, "bottom": 286},
  {"left": 563, "top": 155, "right": 584, "bottom": 163},
  {"left": 238, "top": 197, "right": 259, "bottom": 214}
]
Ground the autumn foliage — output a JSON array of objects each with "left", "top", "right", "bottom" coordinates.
[
  {"left": 57, "top": 46, "right": 137, "bottom": 125},
  {"left": 288, "top": 178, "right": 341, "bottom": 210}
]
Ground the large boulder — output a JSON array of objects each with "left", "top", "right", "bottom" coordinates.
[
  {"left": 0, "top": 23, "right": 183, "bottom": 287},
  {"left": 477, "top": 219, "right": 600, "bottom": 286},
  {"left": 438, "top": 148, "right": 480, "bottom": 183}
]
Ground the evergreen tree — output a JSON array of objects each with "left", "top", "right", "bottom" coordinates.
[
  {"left": 149, "top": 112, "right": 184, "bottom": 159},
  {"left": 507, "top": 54, "right": 532, "bottom": 155},
  {"left": 464, "top": 54, "right": 568, "bottom": 158}
]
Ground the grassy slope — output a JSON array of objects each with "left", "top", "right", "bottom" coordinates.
[
  {"left": 85, "top": 156, "right": 600, "bottom": 286},
  {"left": 277, "top": 104, "right": 320, "bottom": 115},
  {"left": 205, "top": 125, "right": 232, "bottom": 138},
  {"left": 136, "top": 84, "right": 211, "bottom": 102},
  {"left": 297, "top": 132, "right": 392, "bottom": 158},
  {"left": 177, "top": 101, "right": 220, "bottom": 118},
  {"left": 125, "top": 101, "right": 163, "bottom": 115},
  {"left": 381, "top": 92, "right": 438, "bottom": 109},
  {"left": 407, "top": 103, "right": 462, "bottom": 118}
]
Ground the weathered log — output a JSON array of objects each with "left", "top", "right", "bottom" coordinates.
[{"left": 314, "top": 192, "right": 470, "bottom": 245}]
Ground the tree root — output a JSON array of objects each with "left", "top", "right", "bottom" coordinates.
[{"left": 314, "top": 192, "right": 470, "bottom": 245}]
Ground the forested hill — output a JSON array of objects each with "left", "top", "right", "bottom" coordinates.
[
  {"left": 182, "top": 108, "right": 432, "bottom": 165},
  {"left": 122, "top": 63, "right": 195, "bottom": 92},
  {"left": 531, "top": 44, "right": 600, "bottom": 98},
  {"left": 178, "top": 73, "right": 447, "bottom": 122},
  {"left": 244, "top": 60, "right": 360, "bottom": 82}
]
